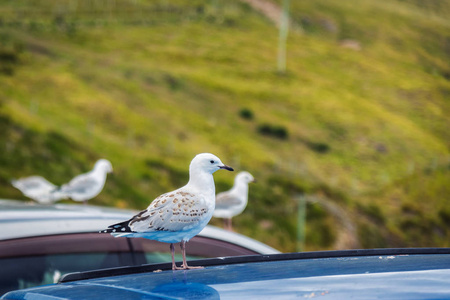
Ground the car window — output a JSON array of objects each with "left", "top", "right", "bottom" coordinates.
[
  {"left": 0, "top": 234, "right": 132, "bottom": 295},
  {"left": 0, "top": 252, "right": 136, "bottom": 294}
]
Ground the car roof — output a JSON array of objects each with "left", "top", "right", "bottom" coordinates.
[
  {"left": 0, "top": 199, "right": 137, "bottom": 240},
  {"left": 3, "top": 248, "right": 450, "bottom": 299},
  {"left": 0, "top": 199, "right": 279, "bottom": 255}
]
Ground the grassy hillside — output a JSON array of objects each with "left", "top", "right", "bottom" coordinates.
[{"left": 0, "top": 0, "right": 449, "bottom": 252}]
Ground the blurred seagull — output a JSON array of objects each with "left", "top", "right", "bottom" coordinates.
[
  {"left": 11, "top": 175, "right": 66, "bottom": 204},
  {"left": 60, "top": 159, "right": 113, "bottom": 204},
  {"left": 101, "top": 153, "right": 233, "bottom": 270},
  {"left": 213, "top": 171, "right": 255, "bottom": 231}
]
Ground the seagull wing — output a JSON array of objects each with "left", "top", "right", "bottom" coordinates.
[
  {"left": 11, "top": 176, "right": 58, "bottom": 198},
  {"left": 124, "top": 190, "right": 209, "bottom": 233},
  {"left": 215, "top": 192, "right": 241, "bottom": 210},
  {"left": 60, "top": 173, "right": 100, "bottom": 194},
  {"left": 12, "top": 176, "right": 57, "bottom": 191}
]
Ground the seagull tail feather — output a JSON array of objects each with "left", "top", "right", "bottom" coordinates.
[{"left": 99, "top": 220, "right": 133, "bottom": 235}]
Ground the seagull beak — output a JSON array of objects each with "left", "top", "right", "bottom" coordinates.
[{"left": 219, "top": 165, "right": 234, "bottom": 171}]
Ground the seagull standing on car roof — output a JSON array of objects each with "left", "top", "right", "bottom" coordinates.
[
  {"left": 101, "top": 153, "right": 234, "bottom": 271},
  {"left": 213, "top": 171, "right": 255, "bottom": 231},
  {"left": 11, "top": 175, "right": 66, "bottom": 204},
  {"left": 59, "top": 159, "right": 113, "bottom": 204}
]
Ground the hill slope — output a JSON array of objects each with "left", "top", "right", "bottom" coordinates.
[{"left": 0, "top": 0, "right": 449, "bottom": 252}]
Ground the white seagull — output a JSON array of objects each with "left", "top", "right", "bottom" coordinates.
[
  {"left": 60, "top": 159, "right": 113, "bottom": 204},
  {"left": 101, "top": 153, "right": 233, "bottom": 270},
  {"left": 11, "top": 175, "right": 66, "bottom": 204},
  {"left": 213, "top": 171, "right": 255, "bottom": 231}
]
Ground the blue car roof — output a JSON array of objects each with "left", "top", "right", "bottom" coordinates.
[{"left": 3, "top": 248, "right": 450, "bottom": 299}]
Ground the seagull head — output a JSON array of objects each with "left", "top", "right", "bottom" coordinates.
[
  {"left": 95, "top": 159, "right": 113, "bottom": 173},
  {"left": 190, "top": 153, "right": 234, "bottom": 174},
  {"left": 236, "top": 171, "right": 255, "bottom": 184}
]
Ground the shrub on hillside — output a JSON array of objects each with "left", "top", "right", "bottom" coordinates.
[
  {"left": 257, "top": 123, "right": 289, "bottom": 140},
  {"left": 239, "top": 108, "right": 254, "bottom": 120}
]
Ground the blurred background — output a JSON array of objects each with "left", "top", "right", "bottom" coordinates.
[{"left": 0, "top": 0, "right": 449, "bottom": 253}]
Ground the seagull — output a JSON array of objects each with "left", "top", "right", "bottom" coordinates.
[
  {"left": 11, "top": 175, "right": 66, "bottom": 204},
  {"left": 59, "top": 159, "right": 113, "bottom": 204},
  {"left": 213, "top": 171, "right": 255, "bottom": 231},
  {"left": 101, "top": 153, "right": 233, "bottom": 270}
]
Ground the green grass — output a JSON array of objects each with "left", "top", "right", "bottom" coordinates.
[{"left": 0, "top": 0, "right": 449, "bottom": 252}]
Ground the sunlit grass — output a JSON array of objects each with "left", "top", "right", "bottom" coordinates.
[{"left": 0, "top": 0, "right": 449, "bottom": 251}]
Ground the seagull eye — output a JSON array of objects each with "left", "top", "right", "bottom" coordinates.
[{"left": 210, "top": 160, "right": 215, "bottom": 164}]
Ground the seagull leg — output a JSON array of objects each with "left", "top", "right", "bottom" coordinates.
[
  {"left": 170, "top": 243, "right": 178, "bottom": 270},
  {"left": 225, "top": 218, "right": 233, "bottom": 231},
  {"left": 179, "top": 241, "right": 203, "bottom": 270}
]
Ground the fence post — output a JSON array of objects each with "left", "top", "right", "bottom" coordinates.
[
  {"left": 296, "top": 194, "right": 306, "bottom": 252},
  {"left": 277, "top": 0, "right": 290, "bottom": 73}
]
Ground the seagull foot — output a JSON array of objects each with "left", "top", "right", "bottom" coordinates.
[
  {"left": 173, "top": 264, "right": 204, "bottom": 270},
  {"left": 183, "top": 265, "right": 204, "bottom": 270}
]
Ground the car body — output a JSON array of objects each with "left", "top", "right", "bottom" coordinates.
[
  {"left": 2, "top": 248, "right": 450, "bottom": 299},
  {"left": 0, "top": 199, "right": 279, "bottom": 295}
]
